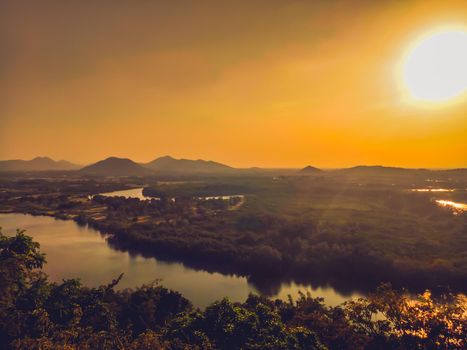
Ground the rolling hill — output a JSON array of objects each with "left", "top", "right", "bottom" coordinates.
[
  {"left": 79, "top": 157, "right": 152, "bottom": 176},
  {"left": 338, "top": 165, "right": 429, "bottom": 175},
  {"left": 143, "top": 155, "right": 234, "bottom": 174},
  {"left": 299, "top": 165, "right": 323, "bottom": 174},
  {"left": 0, "top": 157, "right": 80, "bottom": 172}
]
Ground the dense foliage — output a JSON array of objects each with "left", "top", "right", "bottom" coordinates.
[
  {"left": 86, "top": 188, "right": 466, "bottom": 293},
  {"left": 0, "top": 230, "right": 465, "bottom": 349},
  {"left": 1, "top": 174, "right": 466, "bottom": 295}
]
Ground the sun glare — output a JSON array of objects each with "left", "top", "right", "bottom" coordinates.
[{"left": 402, "top": 29, "right": 467, "bottom": 103}]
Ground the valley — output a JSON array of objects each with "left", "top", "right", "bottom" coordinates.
[{"left": 1, "top": 165, "right": 466, "bottom": 297}]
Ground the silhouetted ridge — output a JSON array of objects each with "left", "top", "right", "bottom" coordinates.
[
  {"left": 80, "top": 157, "right": 152, "bottom": 176},
  {"left": 143, "top": 155, "right": 233, "bottom": 174},
  {"left": 340, "top": 165, "right": 429, "bottom": 174},
  {"left": 0, "top": 157, "right": 80, "bottom": 172},
  {"left": 299, "top": 165, "right": 323, "bottom": 173}
]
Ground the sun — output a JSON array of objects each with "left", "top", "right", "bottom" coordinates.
[{"left": 402, "top": 29, "right": 467, "bottom": 103}]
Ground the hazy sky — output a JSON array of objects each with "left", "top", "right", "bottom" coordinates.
[{"left": 1, "top": 0, "right": 466, "bottom": 168}]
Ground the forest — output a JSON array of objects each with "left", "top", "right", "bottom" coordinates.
[
  {"left": 1, "top": 230, "right": 465, "bottom": 349},
  {"left": 0, "top": 173, "right": 466, "bottom": 295}
]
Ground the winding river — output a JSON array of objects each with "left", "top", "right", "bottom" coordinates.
[{"left": 0, "top": 188, "right": 361, "bottom": 309}]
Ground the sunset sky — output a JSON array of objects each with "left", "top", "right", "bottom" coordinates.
[{"left": 1, "top": 0, "right": 466, "bottom": 168}]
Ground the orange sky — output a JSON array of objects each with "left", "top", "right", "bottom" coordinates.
[{"left": 1, "top": 0, "right": 466, "bottom": 168}]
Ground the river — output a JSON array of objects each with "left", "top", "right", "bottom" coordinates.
[{"left": 0, "top": 188, "right": 361, "bottom": 309}]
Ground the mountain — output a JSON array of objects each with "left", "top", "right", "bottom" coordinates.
[
  {"left": 0, "top": 157, "right": 80, "bottom": 172},
  {"left": 80, "top": 157, "right": 152, "bottom": 176},
  {"left": 299, "top": 165, "right": 323, "bottom": 174},
  {"left": 143, "top": 155, "right": 234, "bottom": 174},
  {"left": 339, "top": 165, "right": 429, "bottom": 174}
]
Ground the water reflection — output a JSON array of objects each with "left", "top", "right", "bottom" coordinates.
[
  {"left": 0, "top": 213, "right": 360, "bottom": 308},
  {"left": 98, "top": 188, "right": 150, "bottom": 200},
  {"left": 435, "top": 200, "right": 467, "bottom": 215},
  {"left": 99, "top": 187, "right": 245, "bottom": 203},
  {"left": 411, "top": 188, "right": 454, "bottom": 192}
]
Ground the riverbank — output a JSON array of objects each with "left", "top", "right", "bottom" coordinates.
[
  {"left": 1, "top": 229, "right": 465, "bottom": 350},
  {"left": 1, "top": 190, "right": 466, "bottom": 295},
  {"left": 1, "top": 175, "right": 466, "bottom": 297},
  {"left": 0, "top": 212, "right": 358, "bottom": 308}
]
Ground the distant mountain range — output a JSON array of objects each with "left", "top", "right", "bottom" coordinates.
[
  {"left": 336, "top": 165, "right": 429, "bottom": 174},
  {"left": 1, "top": 156, "right": 464, "bottom": 176},
  {"left": 78, "top": 156, "right": 234, "bottom": 176},
  {"left": 0, "top": 157, "right": 80, "bottom": 172},
  {"left": 143, "top": 155, "right": 234, "bottom": 174}
]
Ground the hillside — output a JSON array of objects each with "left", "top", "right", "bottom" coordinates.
[
  {"left": 0, "top": 157, "right": 79, "bottom": 172},
  {"left": 338, "top": 165, "right": 429, "bottom": 174},
  {"left": 299, "top": 165, "right": 323, "bottom": 174},
  {"left": 79, "top": 157, "right": 152, "bottom": 176},
  {"left": 143, "top": 155, "right": 234, "bottom": 174}
]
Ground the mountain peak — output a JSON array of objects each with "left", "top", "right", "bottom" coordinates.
[
  {"left": 0, "top": 157, "right": 79, "bottom": 172},
  {"left": 159, "top": 155, "right": 175, "bottom": 160},
  {"left": 103, "top": 156, "right": 132, "bottom": 162},
  {"left": 341, "top": 165, "right": 429, "bottom": 173},
  {"left": 144, "top": 156, "right": 233, "bottom": 174},
  {"left": 32, "top": 156, "right": 54, "bottom": 162},
  {"left": 80, "top": 157, "right": 151, "bottom": 176},
  {"left": 300, "top": 165, "right": 322, "bottom": 173}
]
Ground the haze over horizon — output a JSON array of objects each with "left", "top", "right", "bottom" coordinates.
[
  {"left": 2, "top": 154, "right": 466, "bottom": 171},
  {"left": 1, "top": 0, "right": 467, "bottom": 168}
]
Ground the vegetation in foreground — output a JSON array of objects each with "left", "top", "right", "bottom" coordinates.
[{"left": 0, "top": 230, "right": 465, "bottom": 349}]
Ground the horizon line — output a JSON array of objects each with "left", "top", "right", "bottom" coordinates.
[{"left": 1, "top": 155, "right": 466, "bottom": 170}]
